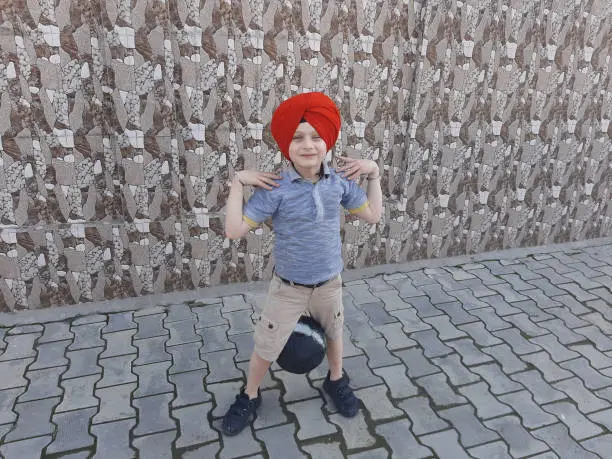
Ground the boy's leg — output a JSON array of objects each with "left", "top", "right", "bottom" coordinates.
[
  {"left": 245, "top": 351, "right": 272, "bottom": 399},
  {"left": 326, "top": 330, "right": 344, "bottom": 381}
]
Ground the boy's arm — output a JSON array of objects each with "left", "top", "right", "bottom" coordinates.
[
  {"left": 225, "top": 176, "right": 253, "bottom": 240},
  {"left": 225, "top": 170, "right": 282, "bottom": 240},
  {"left": 351, "top": 171, "right": 382, "bottom": 224}
]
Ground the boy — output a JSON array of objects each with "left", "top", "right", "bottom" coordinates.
[{"left": 223, "top": 92, "right": 382, "bottom": 436}]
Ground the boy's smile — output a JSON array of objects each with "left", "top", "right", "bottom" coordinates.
[{"left": 288, "top": 122, "right": 328, "bottom": 180}]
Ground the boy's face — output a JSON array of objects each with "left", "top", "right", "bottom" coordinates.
[{"left": 288, "top": 122, "right": 327, "bottom": 170}]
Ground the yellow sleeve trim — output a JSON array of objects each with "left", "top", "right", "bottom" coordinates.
[
  {"left": 243, "top": 215, "right": 260, "bottom": 228},
  {"left": 348, "top": 201, "right": 369, "bottom": 214}
]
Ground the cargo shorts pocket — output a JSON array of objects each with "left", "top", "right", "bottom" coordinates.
[
  {"left": 330, "top": 302, "right": 344, "bottom": 335},
  {"left": 254, "top": 313, "right": 280, "bottom": 350}
]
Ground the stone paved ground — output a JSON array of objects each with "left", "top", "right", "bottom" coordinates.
[{"left": 1, "top": 238, "right": 612, "bottom": 458}]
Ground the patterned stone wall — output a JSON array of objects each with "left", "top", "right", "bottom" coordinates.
[{"left": 0, "top": 0, "right": 609, "bottom": 310}]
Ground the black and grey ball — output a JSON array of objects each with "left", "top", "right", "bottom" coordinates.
[{"left": 276, "top": 316, "right": 327, "bottom": 374}]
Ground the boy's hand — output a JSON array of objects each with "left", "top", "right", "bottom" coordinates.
[
  {"left": 336, "top": 156, "right": 379, "bottom": 181},
  {"left": 234, "top": 170, "right": 282, "bottom": 190}
]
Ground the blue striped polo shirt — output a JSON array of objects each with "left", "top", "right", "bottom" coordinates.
[{"left": 242, "top": 162, "right": 368, "bottom": 284}]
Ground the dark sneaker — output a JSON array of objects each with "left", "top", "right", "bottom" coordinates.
[
  {"left": 323, "top": 371, "right": 361, "bottom": 417},
  {"left": 222, "top": 389, "right": 262, "bottom": 436}
]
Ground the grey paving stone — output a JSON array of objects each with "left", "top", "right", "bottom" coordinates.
[
  {"left": 575, "top": 325, "right": 612, "bottom": 352},
  {"left": 0, "top": 358, "right": 33, "bottom": 389},
  {"left": 530, "top": 335, "right": 580, "bottom": 362},
  {"left": 361, "top": 301, "right": 400, "bottom": 325},
  {"left": 18, "top": 366, "right": 65, "bottom": 402},
  {"left": 346, "top": 284, "right": 381, "bottom": 305},
  {"left": 390, "top": 308, "right": 432, "bottom": 333},
  {"left": 46, "top": 407, "right": 97, "bottom": 454},
  {"left": 468, "top": 441, "right": 511, "bottom": 459},
  {"left": 481, "top": 294, "right": 523, "bottom": 316},
  {"left": 8, "top": 324, "right": 44, "bottom": 335},
  {"left": 408, "top": 270, "right": 438, "bottom": 286},
  {"left": 375, "top": 418, "right": 432, "bottom": 458},
  {"left": 492, "top": 328, "right": 542, "bottom": 355},
  {"left": 93, "top": 382, "right": 136, "bottom": 423},
  {"left": 499, "top": 390, "right": 557, "bottom": 428},
  {"left": 581, "top": 311, "right": 612, "bottom": 334},
  {"left": 373, "top": 365, "right": 419, "bottom": 399},
  {"left": 133, "top": 393, "right": 176, "bottom": 436},
  {"left": 448, "top": 289, "right": 492, "bottom": 310},
  {"left": 365, "top": 275, "right": 396, "bottom": 292},
  {"left": 508, "top": 300, "right": 555, "bottom": 322},
  {"left": 275, "top": 370, "right": 320, "bottom": 403},
  {"left": 68, "top": 322, "right": 105, "bottom": 351},
  {"left": 528, "top": 278, "right": 567, "bottom": 297},
  {"left": 389, "top": 277, "right": 425, "bottom": 298},
  {"left": 100, "top": 329, "right": 137, "bottom": 358},
  {"left": 340, "top": 354, "right": 384, "bottom": 389},
  {"left": 520, "top": 351, "right": 573, "bottom": 382},
  {"left": 465, "top": 267, "right": 505, "bottom": 286},
  {"left": 169, "top": 342, "right": 207, "bottom": 374},
  {"left": 557, "top": 283, "right": 598, "bottom": 302},
  {"left": 164, "top": 303, "right": 196, "bottom": 323},
  {"left": 445, "top": 266, "right": 478, "bottom": 280},
  {"left": 0, "top": 388, "right": 22, "bottom": 424},
  {"left": 224, "top": 310, "right": 255, "bottom": 336},
  {"left": 410, "top": 329, "right": 453, "bottom": 357},
  {"left": 0, "top": 333, "right": 39, "bottom": 361},
  {"left": 345, "top": 307, "right": 385, "bottom": 342},
  {"left": 255, "top": 424, "right": 304, "bottom": 459},
  {"left": 553, "top": 378, "right": 610, "bottom": 413},
  {"left": 303, "top": 441, "right": 344, "bottom": 459},
  {"left": 590, "top": 286, "right": 612, "bottom": 304},
  {"left": 458, "top": 381, "right": 513, "bottom": 419},
  {"left": 30, "top": 339, "right": 70, "bottom": 370},
  {"left": 169, "top": 369, "right": 210, "bottom": 408},
  {"left": 96, "top": 354, "right": 137, "bottom": 388},
  {"left": 132, "top": 430, "right": 177, "bottom": 459},
  {"left": 543, "top": 401, "right": 603, "bottom": 440},
  {"left": 482, "top": 344, "right": 528, "bottom": 373},
  {"left": 555, "top": 294, "right": 591, "bottom": 315},
  {"left": 510, "top": 370, "right": 566, "bottom": 404},
  {"left": 174, "top": 402, "right": 218, "bottom": 448},
  {"left": 56, "top": 374, "right": 100, "bottom": 412},
  {"left": 4, "top": 396, "right": 59, "bottom": 442},
  {"left": 374, "top": 290, "right": 412, "bottom": 311},
  {"left": 91, "top": 418, "right": 137, "bottom": 459},
  {"left": 134, "top": 313, "right": 168, "bottom": 340},
  {"left": 133, "top": 306, "right": 167, "bottom": 317},
  {"left": 133, "top": 336, "right": 171, "bottom": 366},
  {"left": 253, "top": 388, "right": 287, "bottom": 429},
  {"left": 532, "top": 423, "right": 599, "bottom": 459},
  {"left": 438, "top": 404, "right": 499, "bottom": 447},
  {"left": 485, "top": 415, "right": 549, "bottom": 458},
  {"left": 182, "top": 442, "right": 221, "bottom": 459},
  {"left": 165, "top": 319, "right": 201, "bottom": 348},
  {"left": 459, "top": 321, "right": 504, "bottom": 346},
  {"left": 329, "top": 410, "right": 376, "bottom": 450},
  {"left": 470, "top": 363, "right": 523, "bottom": 395},
  {"left": 286, "top": 397, "right": 336, "bottom": 439},
  {"left": 500, "top": 273, "right": 535, "bottom": 291},
  {"left": 397, "top": 395, "right": 449, "bottom": 434},
  {"left": 447, "top": 338, "right": 494, "bottom": 366},
  {"left": 432, "top": 353, "right": 480, "bottom": 385},
  {"left": 511, "top": 262, "right": 545, "bottom": 280},
  {"left": 341, "top": 327, "right": 365, "bottom": 357},
  {"left": 355, "top": 337, "right": 401, "bottom": 368},
  {"left": 424, "top": 268, "right": 466, "bottom": 291},
  {"left": 439, "top": 301, "right": 479, "bottom": 325},
  {"left": 38, "top": 322, "right": 73, "bottom": 344},
  {"left": 203, "top": 349, "right": 242, "bottom": 384},
  {"left": 372, "top": 322, "right": 417, "bottom": 350},
  {"left": 221, "top": 294, "right": 251, "bottom": 312},
  {"left": 415, "top": 373, "right": 466, "bottom": 406},
  {"left": 423, "top": 315, "right": 467, "bottom": 340},
  {"left": 589, "top": 407, "right": 612, "bottom": 430},
  {"left": 62, "top": 346, "right": 102, "bottom": 380},
  {"left": 489, "top": 283, "right": 529, "bottom": 303},
  {"left": 103, "top": 311, "right": 137, "bottom": 333},
  {"left": 133, "top": 361, "right": 173, "bottom": 397},
  {"left": 356, "top": 385, "right": 403, "bottom": 421},
  {"left": 0, "top": 435, "right": 52, "bottom": 459},
  {"left": 420, "top": 428, "right": 472, "bottom": 459},
  {"left": 394, "top": 348, "right": 440, "bottom": 378},
  {"left": 560, "top": 357, "right": 612, "bottom": 390},
  {"left": 72, "top": 314, "right": 107, "bottom": 326},
  {"left": 581, "top": 433, "right": 612, "bottom": 458},
  {"left": 547, "top": 306, "right": 590, "bottom": 328},
  {"left": 421, "top": 284, "right": 457, "bottom": 305},
  {"left": 193, "top": 303, "right": 228, "bottom": 328},
  {"left": 521, "top": 288, "right": 562, "bottom": 309},
  {"left": 504, "top": 313, "right": 548, "bottom": 338},
  {"left": 208, "top": 381, "right": 244, "bottom": 417},
  {"left": 536, "top": 267, "right": 574, "bottom": 285}
]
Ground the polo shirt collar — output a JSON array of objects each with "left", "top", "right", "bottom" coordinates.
[{"left": 288, "top": 162, "right": 331, "bottom": 182}]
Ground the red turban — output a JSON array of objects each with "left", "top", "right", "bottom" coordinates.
[{"left": 270, "top": 92, "right": 341, "bottom": 160}]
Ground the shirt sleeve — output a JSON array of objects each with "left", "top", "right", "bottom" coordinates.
[
  {"left": 242, "top": 188, "right": 280, "bottom": 228},
  {"left": 340, "top": 176, "right": 368, "bottom": 214}
]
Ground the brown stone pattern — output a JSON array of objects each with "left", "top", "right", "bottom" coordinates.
[{"left": 0, "top": 0, "right": 609, "bottom": 310}]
